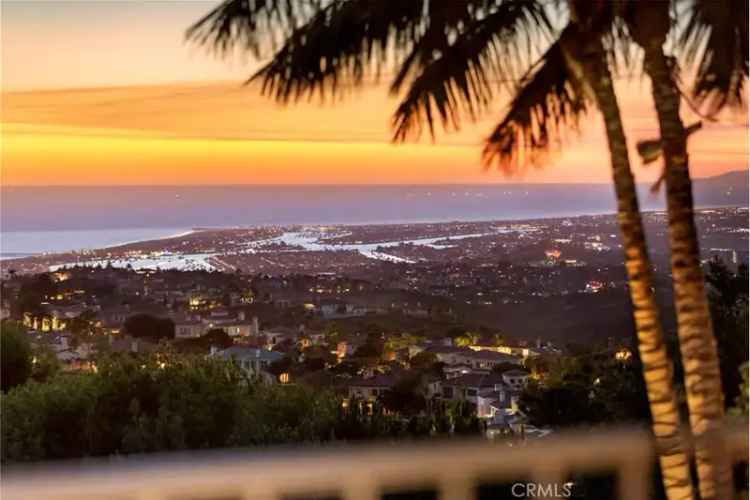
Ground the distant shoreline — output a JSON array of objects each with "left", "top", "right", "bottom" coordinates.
[
  {"left": 0, "top": 227, "right": 194, "bottom": 259},
  {"left": 97, "top": 229, "right": 196, "bottom": 250},
  {"left": 3, "top": 203, "right": 745, "bottom": 234},
  {"left": 1, "top": 205, "right": 745, "bottom": 260}
]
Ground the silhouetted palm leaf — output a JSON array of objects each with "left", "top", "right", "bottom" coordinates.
[
  {"left": 482, "top": 33, "right": 587, "bottom": 173},
  {"left": 244, "top": 0, "right": 430, "bottom": 101},
  {"left": 391, "top": 0, "right": 551, "bottom": 141},
  {"left": 677, "top": 0, "right": 749, "bottom": 114},
  {"left": 186, "top": 0, "right": 322, "bottom": 58},
  {"left": 189, "top": 0, "right": 550, "bottom": 130}
]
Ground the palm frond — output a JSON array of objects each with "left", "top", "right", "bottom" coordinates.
[
  {"left": 389, "top": 0, "right": 489, "bottom": 93},
  {"left": 482, "top": 36, "right": 587, "bottom": 173},
  {"left": 677, "top": 0, "right": 749, "bottom": 114},
  {"left": 186, "top": 0, "right": 321, "bottom": 58},
  {"left": 248, "top": 0, "right": 429, "bottom": 102},
  {"left": 391, "top": 0, "right": 552, "bottom": 141}
]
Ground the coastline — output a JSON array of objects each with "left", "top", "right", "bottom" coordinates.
[
  {"left": 97, "top": 229, "right": 197, "bottom": 250},
  {"left": 0, "top": 227, "right": 195, "bottom": 260},
  {"left": 0, "top": 205, "right": 745, "bottom": 275},
  {"left": 1, "top": 205, "right": 746, "bottom": 259}
]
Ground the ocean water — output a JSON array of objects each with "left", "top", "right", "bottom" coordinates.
[
  {"left": 1, "top": 180, "right": 744, "bottom": 257},
  {"left": 0, "top": 228, "right": 192, "bottom": 259}
]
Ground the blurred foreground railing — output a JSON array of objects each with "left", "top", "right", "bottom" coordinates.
[{"left": 2, "top": 422, "right": 747, "bottom": 500}]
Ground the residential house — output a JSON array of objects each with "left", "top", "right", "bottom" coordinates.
[
  {"left": 468, "top": 342, "right": 539, "bottom": 359},
  {"left": 467, "top": 350, "right": 521, "bottom": 370},
  {"left": 203, "top": 318, "right": 253, "bottom": 337},
  {"left": 441, "top": 373, "right": 516, "bottom": 419},
  {"left": 211, "top": 346, "right": 284, "bottom": 384},
  {"left": 346, "top": 374, "right": 397, "bottom": 402},
  {"left": 422, "top": 346, "right": 521, "bottom": 370},
  {"left": 262, "top": 328, "right": 300, "bottom": 350},
  {"left": 175, "top": 320, "right": 205, "bottom": 339},
  {"left": 319, "top": 300, "right": 367, "bottom": 319},
  {"left": 443, "top": 364, "right": 474, "bottom": 379},
  {"left": 109, "top": 336, "right": 158, "bottom": 355},
  {"left": 501, "top": 369, "right": 530, "bottom": 390},
  {"left": 335, "top": 337, "right": 367, "bottom": 360},
  {"left": 24, "top": 303, "right": 91, "bottom": 332}
]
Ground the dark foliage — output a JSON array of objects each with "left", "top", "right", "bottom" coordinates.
[
  {"left": 379, "top": 375, "right": 427, "bottom": 416},
  {"left": 1, "top": 322, "right": 32, "bottom": 392},
  {"left": 677, "top": 0, "right": 749, "bottom": 114},
  {"left": 483, "top": 31, "right": 587, "bottom": 173},
  {"left": 519, "top": 350, "right": 650, "bottom": 428},
  {"left": 12, "top": 274, "right": 56, "bottom": 317},
  {"left": 123, "top": 314, "right": 175, "bottom": 341},
  {"left": 706, "top": 259, "right": 749, "bottom": 406}
]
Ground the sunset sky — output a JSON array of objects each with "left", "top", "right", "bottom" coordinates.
[{"left": 2, "top": 0, "right": 747, "bottom": 186}]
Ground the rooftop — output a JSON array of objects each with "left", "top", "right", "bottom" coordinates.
[
  {"left": 216, "top": 346, "right": 285, "bottom": 362},
  {"left": 444, "top": 373, "right": 507, "bottom": 389},
  {"left": 346, "top": 374, "right": 398, "bottom": 388}
]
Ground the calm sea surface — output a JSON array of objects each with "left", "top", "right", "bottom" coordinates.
[
  {"left": 0, "top": 182, "right": 740, "bottom": 257},
  {"left": 0, "top": 228, "right": 193, "bottom": 259}
]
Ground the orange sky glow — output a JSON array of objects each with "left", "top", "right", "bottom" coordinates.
[{"left": 1, "top": 1, "right": 747, "bottom": 186}]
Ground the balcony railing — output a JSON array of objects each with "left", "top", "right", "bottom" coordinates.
[{"left": 2, "top": 422, "right": 747, "bottom": 500}]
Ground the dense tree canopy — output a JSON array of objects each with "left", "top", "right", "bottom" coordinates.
[
  {"left": 519, "top": 351, "right": 651, "bottom": 428},
  {"left": 1, "top": 322, "right": 32, "bottom": 392},
  {"left": 123, "top": 314, "right": 175, "bottom": 341},
  {"left": 706, "top": 260, "right": 749, "bottom": 407},
  {"left": 12, "top": 274, "right": 56, "bottom": 317},
  {"left": 1, "top": 351, "right": 481, "bottom": 462}
]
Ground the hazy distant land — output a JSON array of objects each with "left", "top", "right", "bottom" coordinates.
[
  {"left": 2, "top": 206, "right": 746, "bottom": 276},
  {"left": 1, "top": 171, "right": 746, "bottom": 263}
]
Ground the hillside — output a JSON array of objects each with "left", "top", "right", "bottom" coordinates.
[{"left": 692, "top": 170, "right": 749, "bottom": 207}]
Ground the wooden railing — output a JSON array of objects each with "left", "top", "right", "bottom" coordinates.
[{"left": 2, "top": 422, "right": 747, "bottom": 500}]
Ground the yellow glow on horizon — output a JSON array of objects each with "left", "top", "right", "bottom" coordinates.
[
  {"left": 1, "top": 125, "right": 495, "bottom": 185},
  {"left": 1, "top": 81, "right": 747, "bottom": 186},
  {"left": 1, "top": 1, "right": 746, "bottom": 187}
]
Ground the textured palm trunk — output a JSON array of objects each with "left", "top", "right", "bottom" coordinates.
[
  {"left": 560, "top": 31, "right": 694, "bottom": 500},
  {"left": 641, "top": 43, "right": 731, "bottom": 500}
]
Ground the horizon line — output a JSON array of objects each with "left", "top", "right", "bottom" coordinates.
[{"left": 2, "top": 170, "right": 746, "bottom": 190}]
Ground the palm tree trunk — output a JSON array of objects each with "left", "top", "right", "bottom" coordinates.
[
  {"left": 641, "top": 43, "right": 731, "bottom": 500},
  {"left": 560, "top": 32, "right": 694, "bottom": 500}
]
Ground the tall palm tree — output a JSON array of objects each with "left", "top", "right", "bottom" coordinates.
[
  {"left": 624, "top": 1, "right": 748, "bottom": 498},
  {"left": 487, "top": 3, "right": 692, "bottom": 496},
  {"left": 187, "top": 2, "right": 692, "bottom": 497},
  {"left": 548, "top": 6, "right": 695, "bottom": 496}
]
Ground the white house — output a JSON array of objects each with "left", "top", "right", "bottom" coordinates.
[
  {"left": 211, "top": 346, "right": 285, "bottom": 383},
  {"left": 175, "top": 320, "right": 205, "bottom": 339}
]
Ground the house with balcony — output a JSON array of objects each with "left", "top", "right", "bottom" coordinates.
[
  {"left": 175, "top": 319, "right": 205, "bottom": 339},
  {"left": 211, "top": 346, "right": 284, "bottom": 383},
  {"left": 262, "top": 327, "right": 301, "bottom": 350},
  {"left": 346, "top": 374, "right": 397, "bottom": 402},
  {"left": 466, "top": 350, "right": 521, "bottom": 371},
  {"left": 441, "top": 373, "right": 521, "bottom": 419},
  {"left": 203, "top": 317, "right": 254, "bottom": 337}
]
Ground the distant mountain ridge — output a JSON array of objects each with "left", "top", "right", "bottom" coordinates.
[
  {"left": 1, "top": 170, "right": 746, "bottom": 233},
  {"left": 691, "top": 170, "right": 748, "bottom": 207}
]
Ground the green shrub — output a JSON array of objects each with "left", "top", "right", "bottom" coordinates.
[{"left": 1, "top": 322, "right": 32, "bottom": 392}]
